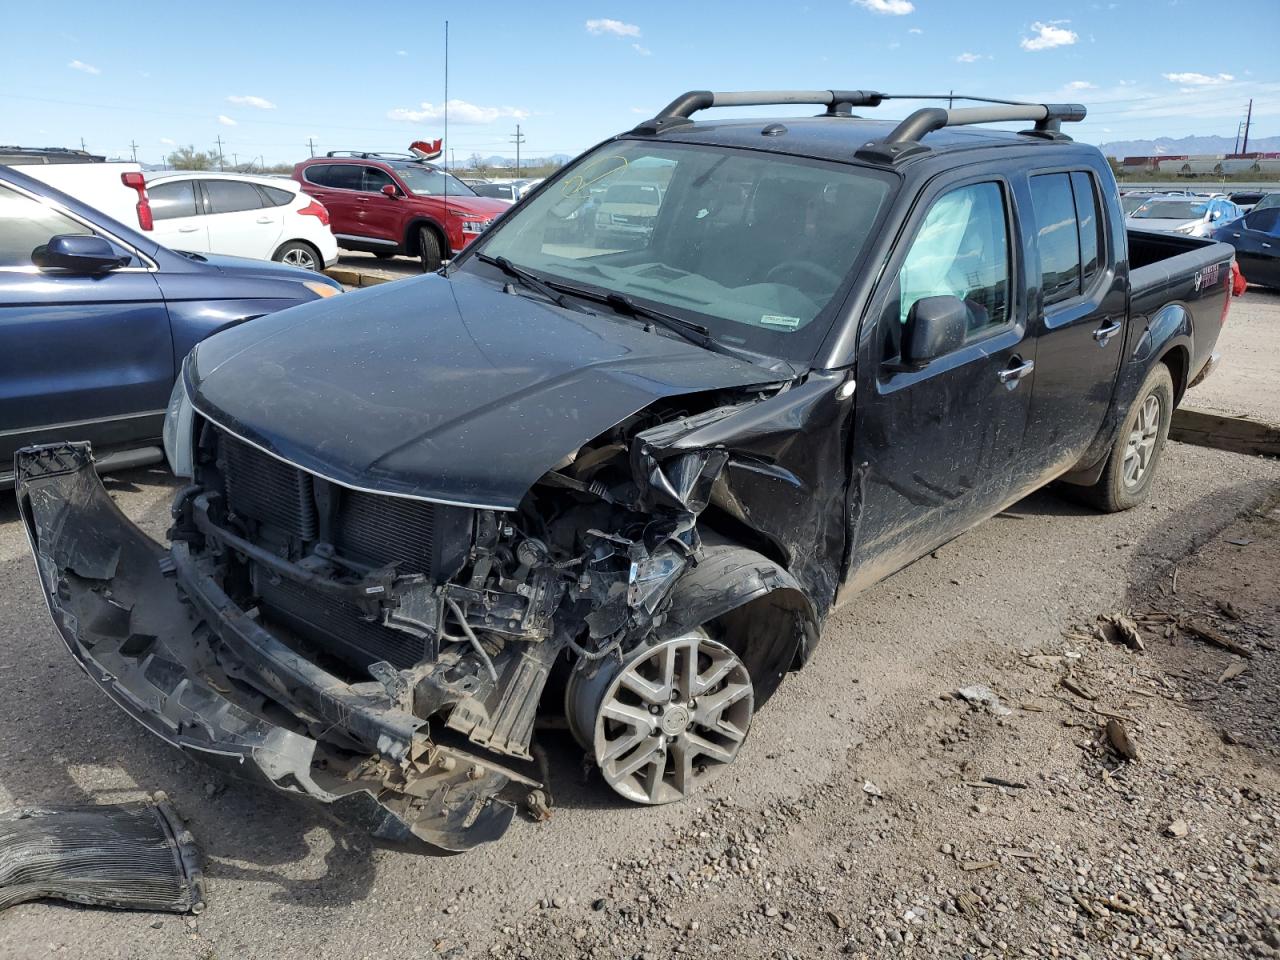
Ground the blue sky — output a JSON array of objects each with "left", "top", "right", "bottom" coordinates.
[{"left": 2, "top": 0, "right": 1276, "bottom": 166}]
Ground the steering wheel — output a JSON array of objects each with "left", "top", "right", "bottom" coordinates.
[{"left": 764, "top": 260, "right": 843, "bottom": 290}]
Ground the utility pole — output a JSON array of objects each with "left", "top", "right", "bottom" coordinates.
[
  {"left": 1241, "top": 98, "right": 1254, "bottom": 155},
  {"left": 129, "top": 140, "right": 138, "bottom": 163},
  {"left": 232, "top": 153, "right": 238, "bottom": 170},
  {"left": 1234, "top": 120, "right": 1244, "bottom": 155},
  {"left": 511, "top": 124, "right": 525, "bottom": 178},
  {"left": 80, "top": 137, "right": 87, "bottom": 151},
  {"left": 214, "top": 135, "right": 225, "bottom": 171},
  {"left": 307, "top": 137, "right": 316, "bottom": 157}
]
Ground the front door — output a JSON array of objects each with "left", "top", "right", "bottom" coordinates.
[
  {"left": 1226, "top": 205, "right": 1280, "bottom": 288},
  {"left": 357, "top": 165, "right": 404, "bottom": 245},
  {"left": 845, "top": 176, "right": 1035, "bottom": 595},
  {"left": 0, "top": 181, "right": 173, "bottom": 474},
  {"left": 1021, "top": 170, "right": 1126, "bottom": 478}
]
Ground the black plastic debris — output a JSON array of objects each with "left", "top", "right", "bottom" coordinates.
[{"left": 0, "top": 793, "right": 205, "bottom": 913}]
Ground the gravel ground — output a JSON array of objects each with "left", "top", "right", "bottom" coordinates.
[
  {"left": 1185, "top": 285, "right": 1280, "bottom": 426},
  {"left": 0, "top": 297, "right": 1275, "bottom": 959}
]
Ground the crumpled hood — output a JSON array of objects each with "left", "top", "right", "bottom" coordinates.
[{"left": 187, "top": 271, "right": 776, "bottom": 508}]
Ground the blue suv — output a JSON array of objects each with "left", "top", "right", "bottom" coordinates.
[{"left": 0, "top": 163, "right": 342, "bottom": 485}]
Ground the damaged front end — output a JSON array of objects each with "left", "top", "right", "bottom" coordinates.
[{"left": 17, "top": 389, "right": 819, "bottom": 850}]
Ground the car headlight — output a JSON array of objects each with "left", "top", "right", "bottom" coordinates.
[
  {"left": 162, "top": 372, "right": 195, "bottom": 478},
  {"left": 461, "top": 220, "right": 490, "bottom": 235}
]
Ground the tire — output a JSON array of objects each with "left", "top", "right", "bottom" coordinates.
[
  {"left": 272, "top": 241, "right": 322, "bottom": 272},
  {"left": 1071, "top": 363, "right": 1175, "bottom": 513},
  {"left": 417, "top": 226, "right": 443, "bottom": 272}
]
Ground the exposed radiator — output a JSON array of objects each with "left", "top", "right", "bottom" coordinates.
[
  {"left": 336, "top": 489, "right": 436, "bottom": 575},
  {"left": 219, "top": 432, "right": 317, "bottom": 541}
]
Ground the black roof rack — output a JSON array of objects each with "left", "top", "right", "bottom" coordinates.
[
  {"left": 324, "top": 150, "right": 430, "bottom": 162},
  {"left": 631, "top": 90, "right": 1087, "bottom": 164}
]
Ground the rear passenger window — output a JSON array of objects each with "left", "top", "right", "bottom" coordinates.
[
  {"left": 306, "top": 164, "right": 362, "bottom": 190},
  {"left": 1071, "top": 172, "right": 1101, "bottom": 286},
  {"left": 149, "top": 180, "right": 199, "bottom": 220},
  {"left": 1030, "top": 174, "right": 1080, "bottom": 305},
  {"left": 1031, "top": 171, "right": 1106, "bottom": 306},
  {"left": 893, "top": 180, "right": 1011, "bottom": 333},
  {"left": 261, "top": 185, "right": 295, "bottom": 207},
  {"left": 205, "top": 180, "right": 265, "bottom": 214}
]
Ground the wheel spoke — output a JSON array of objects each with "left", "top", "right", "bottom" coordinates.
[
  {"left": 683, "top": 731, "right": 737, "bottom": 765},
  {"left": 694, "top": 680, "right": 752, "bottom": 724},
  {"left": 600, "top": 728, "right": 646, "bottom": 764},
  {"left": 600, "top": 701, "right": 655, "bottom": 731},
  {"left": 620, "top": 670, "right": 665, "bottom": 704},
  {"left": 608, "top": 736, "right": 663, "bottom": 780},
  {"left": 669, "top": 737, "right": 696, "bottom": 796}
]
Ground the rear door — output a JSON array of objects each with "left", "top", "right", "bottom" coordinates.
[
  {"left": 201, "top": 179, "right": 281, "bottom": 260},
  {"left": 0, "top": 181, "right": 173, "bottom": 474},
  {"left": 1021, "top": 169, "right": 1126, "bottom": 478},
  {"left": 300, "top": 163, "right": 364, "bottom": 244},
  {"left": 846, "top": 175, "right": 1035, "bottom": 594},
  {"left": 356, "top": 165, "right": 403, "bottom": 244},
  {"left": 148, "top": 178, "right": 210, "bottom": 252}
]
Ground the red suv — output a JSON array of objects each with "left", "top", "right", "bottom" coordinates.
[{"left": 293, "top": 153, "right": 509, "bottom": 270}]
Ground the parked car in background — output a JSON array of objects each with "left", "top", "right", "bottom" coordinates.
[
  {"left": 16, "top": 159, "right": 153, "bottom": 233},
  {"left": 0, "top": 163, "right": 342, "bottom": 485},
  {"left": 144, "top": 172, "right": 338, "bottom": 271},
  {"left": 14, "top": 88, "right": 1237, "bottom": 854},
  {"left": 470, "top": 181, "right": 520, "bottom": 204},
  {"left": 1121, "top": 191, "right": 1156, "bottom": 215},
  {"left": 1229, "top": 191, "right": 1269, "bottom": 214},
  {"left": 1212, "top": 195, "right": 1280, "bottom": 288},
  {"left": 1126, "top": 194, "right": 1242, "bottom": 236},
  {"left": 293, "top": 152, "right": 509, "bottom": 270},
  {"left": 594, "top": 181, "right": 664, "bottom": 247}
]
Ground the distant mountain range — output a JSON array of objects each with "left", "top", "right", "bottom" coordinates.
[
  {"left": 476, "top": 153, "right": 573, "bottom": 168},
  {"left": 1098, "top": 134, "right": 1280, "bottom": 158}
]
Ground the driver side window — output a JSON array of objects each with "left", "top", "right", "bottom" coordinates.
[{"left": 891, "top": 181, "right": 1011, "bottom": 334}]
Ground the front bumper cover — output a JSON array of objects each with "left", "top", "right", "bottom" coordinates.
[{"left": 15, "top": 443, "right": 531, "bottom": 854}]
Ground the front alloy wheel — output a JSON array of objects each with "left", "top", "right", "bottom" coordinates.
[
  {"left": 1122, "top": 393, "right": 1162, "bottom": 488},
  {"left": 567, "top": 632, "right": 754, "bottom": 805}
]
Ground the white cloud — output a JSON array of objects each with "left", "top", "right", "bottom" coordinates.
[
  {"left": 1020, "top": 21, "right": 1078, "bottom": 50},
  {"left": 159, "top": 137, "right": 175, "bottom": 145},
  {"left": 908, "top": 27, "right": 923, "bottom": 34},
  {"left": 852, "top": 0, "right": 914, "bottom": 13},
  {"left": 387, "top": 99, "right": 529, "bottom": 125},
  {"left": 396, "top": 49, "right": 408, "bottom": 56},
  {"left": 585, "top": 18, "right": 641, "bottom": 37},
  {"left": 68, "top": 59, "right": 100, "bottom": 74},
  {"left": 629, "top": 107, "right": 653, "bottom": 114},
  {"left": 1067, "top": 80, "right": 1096, "bottom": 90},
  {"left": 632, "top": 42, "right": 652, "bottom": 55},
  {"left": 217, "top": 114, "right": 237, "bottom": 127},
  {"left": 227, "top": 95, "right": 276, "bottom": 110},
  {"left": 955, "top": 52, "right": 982, "bottom": 63},
  {"left": 1162, "top": 71, "right": 1234, "bottom": 86}
]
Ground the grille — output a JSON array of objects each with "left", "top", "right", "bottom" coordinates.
[
  {"left": 335, "top": 489, "right": 435, "bottom": 575},
  {"left": 220, "top": 433, "right": 317, "bottom": 540},
  {"left": 257, "top": 575, "right": 429, "bottom": 670}
]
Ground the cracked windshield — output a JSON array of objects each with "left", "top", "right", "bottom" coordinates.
[{"left": 475, "top": 140, "right": 893, "bottom": 358}]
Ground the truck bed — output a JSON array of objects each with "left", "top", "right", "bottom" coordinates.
[{"left": 1128, "top": 229, "right": 1235, "bottom": 387}]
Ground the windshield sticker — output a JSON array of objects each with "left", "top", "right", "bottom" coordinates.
[
  {"left": 560, "top": 155, "right": 629, "bottom": 198},
  {"left": 760, "top": 314, "right": 802, "bottom": 330}
]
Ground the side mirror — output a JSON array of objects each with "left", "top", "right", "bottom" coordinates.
[
  {"left": 901, "top": 295, "right": 970, "bottom": 367},
  {"left": 1211, "top": 209, "right": 1223, "bottom": 221},
  {"left": 381, "top": 184, "right": 400, "bottom": 199},
  {"left": 32, "top": 235, "right": 128, "bottom": 273}
]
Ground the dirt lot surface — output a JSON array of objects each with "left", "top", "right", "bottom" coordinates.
[
  {"left": 1186, "top": 286, "right": 1280, "bottom": 427},
  {"left": 0, "top": 294, "right": 1276, "bottom": 960}
]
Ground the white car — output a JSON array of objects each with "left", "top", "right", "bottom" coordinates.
[
  {"left": 145, "top": 172, "right": 338, "bottom": 270},
  {"left": 1125, "top": 195, "right": 1243, "bottom": 238}
]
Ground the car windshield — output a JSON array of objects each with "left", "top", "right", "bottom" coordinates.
[
  {"left": 392, "top": 165, "right": 477, "bottom": 197},
  {"left": 468, "top": 139, "right": 896, "bottom": 363},
  {"left": 1251, "top": 193, "right": 1280, "bottom": 213},
  {"left": 1132, "top": 199, "right": 1208, "bottom": 220},
  {"left": 1121, "top": 195, "right": 1151, "bottom": 215}
]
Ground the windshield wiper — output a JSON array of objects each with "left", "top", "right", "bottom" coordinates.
[
  {"left": 600, "top": 291, "right": 719, "bottom": 350},
  {"left": 476, "top": 254, "right": 592, "bottom": 314}
]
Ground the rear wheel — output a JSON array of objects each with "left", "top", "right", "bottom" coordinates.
[
  {"left": 1071, "top": 363, "right": 1174, "bottom": 512},
  {"left": 566, "top": 631, "right": 754, "bottom": 805},
  {"left": 417, "top": 226, "right": 443, "bottom": 272},
  {"left": 272, "top": 241, "right": 322, "bottom": 272}
]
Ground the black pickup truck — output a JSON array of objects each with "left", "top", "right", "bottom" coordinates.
[{"left": 16, "top": 90, "right": 1237, "bottom": 853}]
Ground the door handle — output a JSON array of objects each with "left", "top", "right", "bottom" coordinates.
[
  {"left": 255, "top": 216, "right": 274, "bottom": 224},
  {"left": 998, "top": 358, "right": 1035, "bottom": 386},
  {"left": 178, "top": 226, "right": 199, "bottom": 233},
  {"left": 1093, "top": 320, "right": 1122, "bottom": 344},
  {"left": 1232, "top": 233, "right": 1241, "bottom": 238},
  {"left": 1264, "top": 242, "right": 1273, "bottom": 249}
]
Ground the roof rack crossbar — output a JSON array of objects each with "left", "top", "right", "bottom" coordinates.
[
  {"left": 856, "top": 102, "right": 1087, "bottom": 163},
  {"left": 633, "top": 89, "right": 887, "bottom": 133}
]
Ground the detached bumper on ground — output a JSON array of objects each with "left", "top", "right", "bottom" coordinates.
[{"left": 14, "top": 443, "right": 532, "bottom": 854}]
